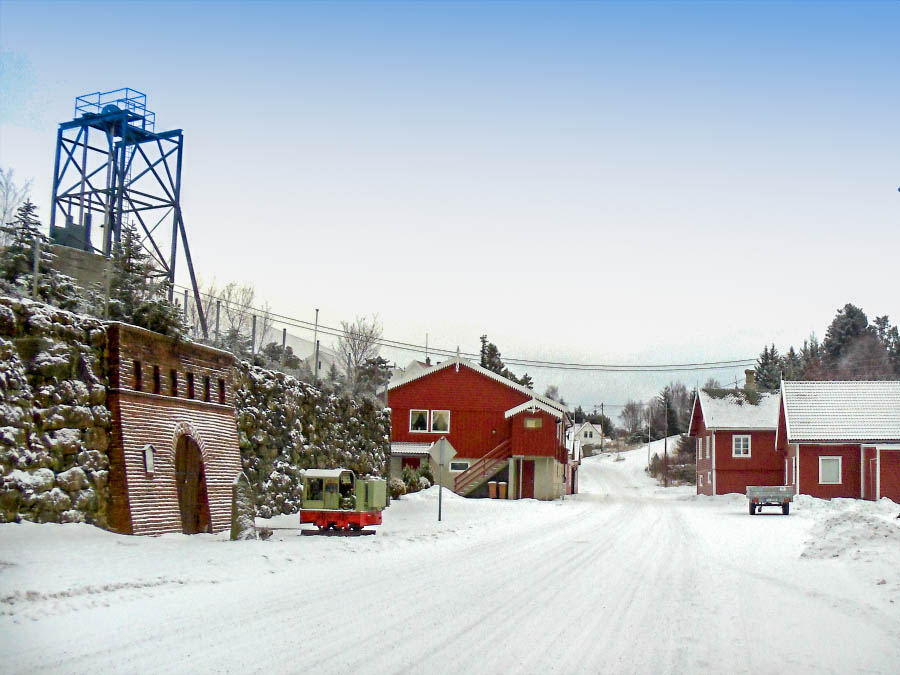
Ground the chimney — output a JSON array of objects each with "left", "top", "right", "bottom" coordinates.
[{"left": 744, "top": 369, "right": 755, "bottom": 388}]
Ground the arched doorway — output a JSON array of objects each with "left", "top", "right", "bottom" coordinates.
[{"left": 175, "top": 435, "right": 211, "bottom": 534}]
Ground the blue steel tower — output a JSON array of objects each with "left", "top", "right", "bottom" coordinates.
[{"left": 49, "top": 88, "right": 207, "bottom": 336}]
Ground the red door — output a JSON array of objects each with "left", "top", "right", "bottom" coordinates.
[
  {"left": 521, "top": 460, "right": 535, "bottom": 499},
  {"left": 401, "top": 457, "right": 421, "bottom": 470}
]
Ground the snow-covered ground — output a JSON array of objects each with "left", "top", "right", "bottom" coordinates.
[{"left": 2, "top": 438, "right": 899, "bottom": 673}]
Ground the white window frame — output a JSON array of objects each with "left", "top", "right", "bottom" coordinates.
[
  {"left": 698, "top": 473, "right": 703, "bottom": 487},
  {"left": 409, "top": 409, "right": 429, "bottom": 433},
  {"left": 819, "top": 456, "right": 842, "bottom": 485},
  {"left": 430, "top": 410, "right": 451, "bottom": 433},
  {"left": 449, "top": 461, "right": 470, "bottom": 472},
  {"left": 732, "top": 435, "right": 751, "bottom": 458}
]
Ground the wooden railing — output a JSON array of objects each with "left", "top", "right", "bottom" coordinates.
[{"left": 454, "top": 438, "right": 512, "bottom": 496}]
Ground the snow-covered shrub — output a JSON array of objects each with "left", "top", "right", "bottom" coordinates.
[
  {"left": 418, "top": 460, "right": 435, "bottom": 485},
  {"left": 417, "top": 476, "right": 431, "bottom": 491},
  {"left": 389, "top": 477, "right": 406, "bottom": 499},
  {"left": 402, "top": 464, "right": 420, "bottom": 493}
]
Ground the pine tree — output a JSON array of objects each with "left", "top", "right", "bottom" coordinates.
[
  {"left": 781, "top": 346, "right": 803, "bottom": 381},
  {"left": 0, "top": 199, "right": 81, "bottom": 310},
  {"left": 102, "top": 222, "right": 184, "bottom": 337},
  {"left": 754, "top": 344, "right": 781, "bottom": 390},
  {"left": 822, "top": 303, "right": 869, "bottom": 367}
]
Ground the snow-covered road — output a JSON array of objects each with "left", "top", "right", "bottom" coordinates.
[{"left": 2, "top": 439, "right": 899, "bottom": 673}]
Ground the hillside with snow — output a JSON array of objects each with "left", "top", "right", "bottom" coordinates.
[{"left": 2, "top": 438, "right": 898, "bottom": 673}]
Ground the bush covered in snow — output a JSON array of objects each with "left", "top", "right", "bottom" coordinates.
[
  {"left": 389, "top": 477, "right": 406, "bottom": 499},
  {"left": 0, "top": 296, "right": 111, "bottom": 525},
  {"left": 234, "top": 362, "right": 390, "bottom": 517}
]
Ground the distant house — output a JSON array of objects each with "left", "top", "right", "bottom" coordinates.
[
  {"left": 778, "top": 380, "right": 900, "bottom": 502},
  {"left": 569, "top": 421, "right": 604, "bottom": 456},
  {"left": 687, "top": 387, "right": 782, "bottom": 495},
  {"left": 282, "top": 332, "right": 342, "bottom": 379},
  {"left": 388, "top": 356, "right": 572, "bottom": 500}
]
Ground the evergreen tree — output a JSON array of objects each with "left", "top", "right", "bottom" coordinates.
[
  {"left": 479, "top": 334, "right": 533, "bottom": 388},
  {"left": 781, "top": 346, "right": 803, "bottom": 381},
  {"left": 754, "top": 344, "right": 781, "bottom": 390},
  {"left": 103, "top": 222, "right": 184, "bottom": 337},
  {"left": 0, "top": 199, "right": 81, "bottom": 310},
  {"left": 822, "top": 303, "right": 868, "bottom": 367}
]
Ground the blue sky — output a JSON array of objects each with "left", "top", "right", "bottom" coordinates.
[{"left": 2, "top": 1, "right": 898, "bottom": 409}]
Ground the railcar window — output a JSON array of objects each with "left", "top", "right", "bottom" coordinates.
[{"left": 307, "top": 479, "right": 323, "bottom": 501}]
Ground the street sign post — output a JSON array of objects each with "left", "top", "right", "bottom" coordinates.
[{"left": 429, "top": 436, "right": 457, "bottom": 522}]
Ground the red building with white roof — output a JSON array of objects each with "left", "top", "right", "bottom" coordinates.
[
  {"left": 688, "top": 386, "right": 783, "bottom": 495},
  {"left": 777, "top": 380, "right": 900, "bottom": 502},
  {"left": 388, "top": 357, "right": 571, "bottom": 499}
]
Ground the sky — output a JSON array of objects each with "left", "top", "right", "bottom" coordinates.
[{"left": 1, "top": 0, "right": 898, "bottom": 413}]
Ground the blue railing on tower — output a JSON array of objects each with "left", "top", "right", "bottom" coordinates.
[{"left": 74, "top": 88, "right": 156, "bottom": 132}]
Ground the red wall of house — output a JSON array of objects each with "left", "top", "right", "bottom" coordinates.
[
  {"left": 390, "top": 365, "right": 529, "bottom": 459},
  {"left": 879, "top": 450, "right": 900, "bottom": 502},
  {"left": 510, "top": 410, "right": 561, "bottom": 458},
  {"left": 690, "top": 408, "right": 713, "bottom": 496},
  {"left": 798, "top": 445, "right": 861, "bottom": 499},
  {"left": 713, "top": 430, "right": 782, "bottom": 495}
]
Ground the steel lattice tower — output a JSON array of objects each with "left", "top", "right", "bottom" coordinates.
[{"left": 49, "top": 88, "right": 207, "bottom": 336}]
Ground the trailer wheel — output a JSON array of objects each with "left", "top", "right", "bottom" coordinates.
[
  {"left": 782, "top": 503, "right": 790, "bottom": 516},
  {"left": 749, "top": 502, "right": 755, "bottom": 515}
]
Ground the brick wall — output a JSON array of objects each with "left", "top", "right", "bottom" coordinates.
[{"left": 105, "top": 323, "right": 241, "bottom": 535}]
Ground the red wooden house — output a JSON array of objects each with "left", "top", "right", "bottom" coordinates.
[
  {"left": 388, "top": 357, "right": 571, "bottom": 499},
  {"left": 778, "top": 380, "right": 900, "bottom": 502},
  {"left": 688, "top": 387, "right": 782, "bottom": 495}
]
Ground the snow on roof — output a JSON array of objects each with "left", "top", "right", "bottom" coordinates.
[
  {"left": 697, "top": 389, "right": 780, "bottom": 430},
  {"left": 303, "top": 468, "right": 352, "bottom": 479},
  {"left": 505, "top": 398, "right": 566, "bottom": 420},
  {"left": 388, "top": 356, "right": 569, "bottom": 414},
  {"left": 390, "top": 442, "right": 434, "bottom": 457},
  {"left": 782, "top": 380, "right": 900, "bottom": 443}
]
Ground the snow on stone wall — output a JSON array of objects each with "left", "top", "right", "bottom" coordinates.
[
  {"left": 0, "top": 296, "right": 111, "bottom": 526},
  {"left": 233, "top": 364, "right": 390, "bottom": 518}
]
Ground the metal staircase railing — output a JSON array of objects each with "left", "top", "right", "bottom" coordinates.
[{"left": 454, "top": 438, "right": 512, "bottom": 496}]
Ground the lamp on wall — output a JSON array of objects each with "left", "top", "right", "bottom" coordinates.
[{"left": 143, "top": 444, "right": 155, "bottom": 475}]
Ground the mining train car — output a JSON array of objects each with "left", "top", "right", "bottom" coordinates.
[{"left": 300, "top": 468, "right": 387, "bottom": 533}]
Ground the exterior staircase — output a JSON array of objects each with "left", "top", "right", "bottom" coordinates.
[{"left": 454, "top": 439, "right": 512, "bottom": 496}]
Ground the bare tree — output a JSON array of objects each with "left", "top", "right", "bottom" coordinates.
[
  {"left": 338, "top": 314, "right": 383, "bottom": 386},
  {"left": 619, "top": 400, "right": 646, "bottom": 435},
  {"left": 188, "top": 278, "right": 220, "bottom": 341},
  {"left": 1, "top": 167, "right": 33, "bottom": 246},
  {"left": 220, "top": 281, "right": 256, "bottom": 336}
]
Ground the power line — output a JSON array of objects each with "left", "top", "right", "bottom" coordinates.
[{"left": 174, "top": 283, "right": 758, "bottom": 373}]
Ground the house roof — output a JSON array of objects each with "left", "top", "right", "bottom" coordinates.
[
  {"left": 390, "top": 442, "right": 434, "bottom": 457},
  {"left": 389, "top": 356, "right": 569, "bottom": 414},
  {"left": 695, "top": 390, "right": 780, "bottom": 430},
  {"left": 504, "top": 398, "right": 566, "bottom": 420},
  {"left": 304, "top": 468, "right": 352, "bottom": 479},
  {"left": 782, "top": 380, "right": 900, "bottom": 443}
]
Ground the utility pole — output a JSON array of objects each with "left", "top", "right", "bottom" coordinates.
[
  {"left": 312, "top": 308, "right": 319, "bottom": 378},
  {"left": 281, "top": 327, "right": 287, "bottom": 366},
  {"left": 251, "top": 314, "right": 257, "bottom": 355},
  {"left": 646, "top": 411, "right": 651, "bottom": 467},
  {"left": 600, "top": 403, "right": 605, "bottom": 453},
  {"left": 664, "top": 398, "right": 669, "bottom": 488}
]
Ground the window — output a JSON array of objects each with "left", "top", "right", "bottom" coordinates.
[
  {"left": 706, "top": 437, "right": 710, "bottom": 459},
  {"left": 170, "top": 369, "right": 178, "bottom": 397},
  {"left": 733, "top": 435, "right": 750, "bottom": 457},
  {"left": 450, "top": 461, "right": 470, "bottom": 472},
  {"left": 133, "top": 361, "right": 142, "bottom": 391},
  {"left": 218, "top": 379, "right": 226, "bottom": 404},
  {"left": 186, "top": 372, "right": 195, "bottom": 399},
  {"left": 524, "top": 417, "right": 543, "bottom": 429},
  {"left": 585, "top": 431, "right": 593, "bottom": 439},
  {"left": 306, "top": 478, "right": 323, "bottom": 501},
  {"left": 707, "top": 471, "right": 711, "bottom": 484},
  {"left": 431, "top": 410, "right": 450, "bottom": 433},
  {"left": 152, "top": 366, "right": 161, "bottom": 395},
  {"left": 203, "top": 376, "right": 211, "bottom": 402},
  {"left": 410, "top": 410, "right": 428, "bottom": 432},
  {"left": 699, "top": 473, "right": 703, "bottom": 487},
  {"left": 819, "top": 456, "right": 842, "bottom": 484}
]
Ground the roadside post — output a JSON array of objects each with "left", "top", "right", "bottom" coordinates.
[{"left": 429, "top": 437, "right": 457, "bottom": 522}]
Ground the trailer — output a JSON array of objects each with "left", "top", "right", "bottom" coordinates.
[
  {"left": 746, "top": 485, "right": 795, "bottom": 515},
  {"left": 300, "top": 469, "right": 387, "bottom": 535}
]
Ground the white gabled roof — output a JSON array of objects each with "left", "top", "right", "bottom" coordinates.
[
  {"left": 696, "top": 390, "right": 780, "bottom": 430},
  {"left": 505, "top": 398, "right": 566, "bottom": 420},
  {"left": 782, "top": 380, "right": 900, "bottom": 443},
  {"left": 304, "top": 468, "right": 352, "bottom": 479},
  {"left": 388, "top": 356, "right": 569, "bottom": 414},
  {"left": 390, "top": 442, "right": 434, "bottom": 457}
]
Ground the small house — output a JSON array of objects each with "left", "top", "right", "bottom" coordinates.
[
  {"left": 687, "top": 387, "right": 782, "bottom": 495},
  {"left": 388, "top": 356, "right": 571, "bottom": 499},
  {"left": 778, "top": 380, "right": 900, "bottom": 502}
]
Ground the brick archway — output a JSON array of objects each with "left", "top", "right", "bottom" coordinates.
[{"left": 168, "top": 421, "right": 211, "bottom": 464}]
